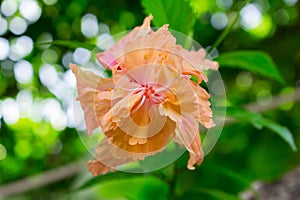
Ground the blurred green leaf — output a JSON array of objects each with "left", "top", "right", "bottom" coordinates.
[
  {"left": 216, "top": 51, "right": 285, "bottom": 83},
  {"left": 213, "top": 166, "right": 251, "bottom": 189},
  {"left": 36, "top": 40, "right": 97, "bottom": 51},
  {"left": 141, "top": 0, "right": 196, "bottom": 34},
  {"left": 75, "top": 172, "right": 140, "bottom": 191},
  {"left": 75, "top": 175, "right": 169, "bottom": 200},
  {"left": 180, "top": 188, "right": 241, "bottom": 200},
  {"left": 197, "top": 188, "right": 241, "bottom": 200},
  {"left": 227, "top": 107, "right": 297, "bottom": 151}
]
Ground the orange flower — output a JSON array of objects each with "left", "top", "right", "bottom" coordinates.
[{"left": 71, "top": 15, "right": 218, "bottom": 176}]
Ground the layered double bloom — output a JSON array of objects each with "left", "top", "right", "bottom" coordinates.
[{"left": 71, "top": 15, "right": 219, "bottom": 176}]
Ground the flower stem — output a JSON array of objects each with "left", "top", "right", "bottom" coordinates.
[
  {"left": 208, "top": 12, "right": 239, "bottom": 54},
  {"left": 208, "top": 0, "right": 251, "bottom": 55}
]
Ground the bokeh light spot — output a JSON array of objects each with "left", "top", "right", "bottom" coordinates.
[
  {"left": 51, "top": 110, "right": 67, "bottom": 131},
  {"left": 9, "top": 17, "right": 28, "bottom": 35},
  {"left": 36, "top": 32, "right": 53, "bottom": 50},
  {"left": 39, "top": 64, "right": 58, "bottom": 87},
  {"left": 0, "top": 144, "right": 7, "bottom": 160},
  {"left": 99, "top": 23, "right": 110, "bottom": 34},
  {"left": 14, "top": 60, "right": 33, "bottom": 84},
  {"left": 17, "top": 89, "right": 33, "bottom": 117},
  {"left": 0, "top": 37, "right": 10, "bottom": 60},
  {"left": 81, "top": 14, "right": 98, "bottom": 38},
  {"left": 19, "top": 0, "right": 42, "bottom": 22},
  {"left": 256, "top": 89, "right": 272, "bottom": 106},
  {"left": 14, "top": 140, "right": 31, "bottom": 159},
  {"left": 10, "top": 36, "right": 33, "bottom": 61},
  {"left": 236, "top": 71, "right": 253, "bottom": 88},
  {"left": 42, "top": 98, "right": 67, "bottom": 131},
  {"left": 42, "top": 49, "right": 59, "bottom": 63},
  {"left": 43, "top": 0, "right": 57, "bottom": 6},
  {"left": 211, "top": 12, "right": 228, "bottom": 30},
  {"left": 73, "top": 48, "right": 91, "bottom": 64},
  {"left": 3, "top": 98, "right": 20, "bottom": 125},
  {"left": 63, "top": 69, "right": 76, "bottom": 88},
  {"left": 0, "top": 17, "right": 8, "bottom": 35},
  {"left": 1, "top": 0, "right": 18, "bottom": 17},
  {"left": 249, "top": 15, "right": 274, "bottom": 39},
  {"left": 275, "top": 9, "right": 290, "bottom": 25},
  {"left": 0, "top": 100, "right": 2, "bottom": 119},
  {"left": 284, "top": 0, "right": 298, "bottom": 6},
  {"left": 240, "top": 4, "right": 262, "bottom": 30},
  {"left": 31, "top": 98, "right": 44, "bottom": 122},
  {"left": 62, "top": 52, "right": 73, "bottom": 68},
  {"left": 216, "top": 0, "right": 233, "bottom": 10},
  {"left": 97, "top": 33, "right": 114, "bottom": 50},
  {"left": 1, "top": 60, "right": 14, "bottom": 77}
]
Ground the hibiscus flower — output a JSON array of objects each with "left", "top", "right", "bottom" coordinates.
[{"left": 71, "top": 15, "right": 218, "bottom": 176}]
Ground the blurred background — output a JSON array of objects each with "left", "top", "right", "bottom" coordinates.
[{"left": 0, "top": 0, "right": 299, "bottom": 199}]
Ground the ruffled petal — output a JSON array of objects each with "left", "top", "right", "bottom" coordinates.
[
  {"left": 178, "top": 48, "right": 219, "bottom": 83},
  {"left": 159, "top": 76, "right": 199, "bottom": 121},
  {"left": 96, "top": 15, "right": 153, "bottom": 69},
  {"left": 187, "top": 132, "right": 204, "bottom": 170},
  {"left": 179, "top": 48, "right": 219, "bottom": 70},
  {"left": 122, "top": 24, "right": 177, "bottom": 72},
  {"left": 70, "top": 64, "right": 114, "bottom": 135},
  {"left": 105, "top": 117, "right": 176, "bottom": 155},
  {"left": 189, "top": 81, "right": 215, "bottom": 128},
  {"left": 70, "top": 64, "right": 114, "bottom": 91},
  {"left": 87, "top": 160, "right": 113, "bottom": 176},
  {"left": 157, "top": 76, "right": 205, "bottom": 170},
  {"left": 87, "top": 137, "right": 133, "bottom": 176},
  {"left": 88, "top": 117, "right": 176, "bottom": 176},
  {"left": 173, "top": 116, "right": 204, "bottom": 170}
]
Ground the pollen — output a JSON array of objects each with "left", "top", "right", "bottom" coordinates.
[{"left": 144, "top": 54, "right": 148, "bottom": 60}]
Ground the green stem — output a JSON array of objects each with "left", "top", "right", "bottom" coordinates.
[
  {"left": 168, "top": 163, "right": 180, "bottom": 198},
  {"left": 208, "top": 0, "right": 252, "bottom": 54},
  {"left": 208, "top": 12, "right": 239, "bottom": 54}
]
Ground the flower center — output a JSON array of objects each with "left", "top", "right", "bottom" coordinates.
[{"left": 141, "top": 84, "right": 164, "bottom": 104}]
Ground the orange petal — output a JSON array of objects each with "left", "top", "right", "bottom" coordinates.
[
  {"left": 88, "top": 137, "right": 133, "bottom": 176},
  {"left": 105, "top": 117, "right": 176, "bottom": 155},
  {"left": 70, "top": 64, "right": 115, "bottom": 135},
  {"left": 173, "top": 116, "right": 204, "bottom": 170},
  {"left": 179, "top": 48, "right": 219, "bottom": 71},
  {"left": 159, "top": 76, "right": 199, "bottom": 122},
  {"left": 187, "top": 132, "right": 204, "bottom": 170},
  {"left": 96, "top": 15, "right": 153, "bottom": 69},
  {"left": 189, "top": 81, "right": 215, "bottom": 128},
  {"left": 87, "top": 160, "right": 112, "bottom": 176},
  {"left": 70, "top": 64, "right": 114, "bottom": 91},
  {"left": 117, "top": 102, "right": 168, "bottom": 139},
  {"left": 122, "top": 26, "right": 177, "bottom": 72}
]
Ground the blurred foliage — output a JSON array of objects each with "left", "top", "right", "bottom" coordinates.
[{"left": 0, "top": 0, "right": 300, "bottom": 199}]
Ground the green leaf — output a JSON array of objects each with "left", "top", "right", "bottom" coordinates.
[
  {"left": 182, "top": 188, "right": 241, "bottom": 200},
  {"left": 216, "top": 51, "right": 285, "bottom": 84},
  {"left": 75, "top": 171, "right": 140, "bottom": 191},
  {"left": 198, "top": 188, "right": 241, "bottom": 200},
  {"left": 36, "top": 40, "right": 97, "bottom": 51},
  {"left": 227, "top": 107, "right": 297, "bottom": 151},
  {"left": 73, "top": 175, "right": 169, "bottom": 200},
  {"left": 212, "top": 166, "right": 252, "bottom": 189},
  {"left": 141, "top": 0, "right": 196, "bottom": 34}
]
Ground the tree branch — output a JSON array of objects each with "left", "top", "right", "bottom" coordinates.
[
  {"left": 244, "top": 88, "right": 300, "bottom": 113},
  {"left": 0, "top": 160, "right": 85, "bottom": 197}
]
